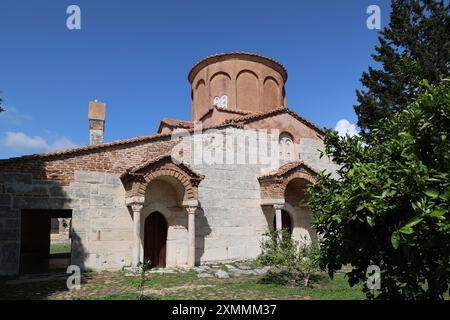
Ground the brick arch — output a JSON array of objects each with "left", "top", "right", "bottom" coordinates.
[
  {"left": 121, "top": 156, "right": 204, "bottom": 202},
  {"left": 137, "top": 165, "right": 197, "bottom": 200},
  {"left": 281, "top": 172, "right": 314, "bottom": 197},
  {"left": 258, "top": 161, "right": 316, "bottom": 200}
]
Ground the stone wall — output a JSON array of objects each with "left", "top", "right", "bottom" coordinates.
[
  {"left": 70, "top": 171, "right": 133, "bottom": 271},
  {"left": 179, "top": 127, "right": 332, "bottom": 263},
  {"left": 0, "top": 171, "right": 133, "bottom": 275}
]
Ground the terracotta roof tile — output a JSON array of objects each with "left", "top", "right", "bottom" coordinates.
[
  {"left": 158, "top": 118, "right": 194, "bottom": 133},
  {"left": 258, "top": 161, "right": 318, "bottom": 180},
  {"left": 223, "top": 107, "right": 325, "bottom": 135},
  {"left": 121, "top": 154, "right": 203, "bottom": 181},
  {"left": 0, "top": 121, "right": 243, "bottom": 162},
  {"left": 198, "top": 106, "right": 252, "bottom": 121}
]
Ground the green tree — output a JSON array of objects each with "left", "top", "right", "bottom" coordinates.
[
  {"left": 307, "top": 80, "right": 450, "bottom": 299},
  {"left": 355, "top": 0, "right": 449, "bottom": 135}
]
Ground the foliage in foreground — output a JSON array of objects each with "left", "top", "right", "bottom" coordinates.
[
  {"left": 354, "top": 0, "right": 449, "bottom": 135},
  {"left": 257, "top": 229, "right": 320, "bottom": 287},
  {"left": 307, "top": 80, "right": 450, "bottom": 299}
]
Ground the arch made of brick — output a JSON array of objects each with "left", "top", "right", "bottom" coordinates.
[
  {"left": 123, "top": 161, "right": 203, "bottom": 202},
  {"left": 259, "top": 168, "right": 315, "bottom": 200},
  {"left": 138, "top": 166, "right": 198, "bottom": 201},
  {"left": 281, "top": 172, "right": 315, "bottom": 199}
]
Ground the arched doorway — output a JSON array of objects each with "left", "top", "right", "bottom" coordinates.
[
  {"left": 144, "top": 212, "right": 167, "bottom": 268},
  {"left": 273, "top": 210, "right": 292, "bottom": 235}
]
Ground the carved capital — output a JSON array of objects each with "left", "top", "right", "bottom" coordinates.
[
  {"left": 126, "top": 196, "right": 145, "bottom": 212},
  {"left": 130, "top": 203, "right": 144, "bottom": 212},
  {"left": 273, "top": 203, "right": 285, "bottom": 211},
  {"left": 185, "top": 206, "right": 198, "bottom": 215}
]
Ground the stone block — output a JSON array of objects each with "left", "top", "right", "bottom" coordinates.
[
  {"left": 0, "top": 206, "right": 16, "bottom": 218},
  {"left": 90, "top": 195, "right": 113, "bottom": 207},
  {"left": 0, "top": 173, "right": 32, "bottom": 184},
  {"left": 0, "top": 229, "right": 18, "bottom": 241},
  {"left": 74, "top": 171, "right": 105, "bottom": 184},
  {"left": 49, "top": 185, "right": 66, "bottom": 197},
  {"left": 99, "top": 184, "right": 124, "bottom": 196},
  {"left": 71, "top": 186, "right": 91, "bottom": 199},
  {"left": 4, "top": 183, "right": 34, "bottom": 194},
  {"left": 5, "top": 218, "right": 19, "bottom": 229},
  {"left": 105, "top": 174, "right": 123, "bottom": 186},
  {"left": 0, "top": 195, "right": 11, "bottom": 206}
]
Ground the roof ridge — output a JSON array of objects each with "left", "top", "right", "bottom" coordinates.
[
  {"left": 258, "top": 160, "right": 317, "bottom": 179},
  {"left": 122, "top": 153, "right": 203, "bottom": 181},
  {"left": 222, "top": 107, "right": 325, "bottom": 135},
  {"left": 0, "top": 121, "right": 245, "bottom": 162}
]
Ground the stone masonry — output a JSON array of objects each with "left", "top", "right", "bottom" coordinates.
[{"left": 0, "top": 53, "right": 338, "bottom": 275}]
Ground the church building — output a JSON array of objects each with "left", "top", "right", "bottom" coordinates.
[{"left": 0, "top": 53, "right": 337, "bottom": 275}]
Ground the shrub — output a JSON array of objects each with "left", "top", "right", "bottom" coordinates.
[{"left": 258, "top": 229, "right": 320, "bottom": 287}]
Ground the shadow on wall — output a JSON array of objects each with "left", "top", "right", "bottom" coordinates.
[
  {"left": 0, "top": 169, "right": 90, "bottom": 300},
  {"left": 195, "top": 206, "right": 211, "bottom": 264}
]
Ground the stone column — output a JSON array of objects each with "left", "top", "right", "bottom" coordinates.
[
  {"left": 126, "top": 197, "right": 144, "bottom": 267},
  {"left": 274, "top": 204, "right": 284, "bottom": 231},
  {"left": 185, "top": 206, "right": 197, "bottom": 267}
]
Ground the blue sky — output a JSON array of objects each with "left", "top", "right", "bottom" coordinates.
[{"left": 0, "top": 0, "right": 391, "bottom": 159}]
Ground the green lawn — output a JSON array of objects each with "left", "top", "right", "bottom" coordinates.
[
  {"left": 76, "top": 270, "right": 365, "bottom": 300},
  {"left": 0, "top": 261, "right": 368, "bottom": 300},
  {"left": 49, "top": 242, "right": 71, "bottom": 254}
]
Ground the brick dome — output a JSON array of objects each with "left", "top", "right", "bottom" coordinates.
[{"left": 188, "top": 52, "right": 288, "bottom": 121}]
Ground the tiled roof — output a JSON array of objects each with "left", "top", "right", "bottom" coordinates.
[
  {"left": 159, "top": 118, "right": 194, "bottom": 128},
  {"left": 0, "top": 107, "right": 323, "bottom": 162},
  {"left": 258, "top": 161, "right": 318, "bottom": 180},
  {"left": 223, "top": 107, "right": 325, "bottom": 135},
  {"left": 158, "top": 118, "right": 194, "bottom": 133},
  {"left": 198, "top": 106, "right": 252, "bottom": 121},
  {"left": 120, "top": 154, "right": 203, "bottom": 180},
  {"left": 0, "top": 121, "right": 244, "bottom": 162}
]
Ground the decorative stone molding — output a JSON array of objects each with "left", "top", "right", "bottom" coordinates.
[
  {"left": 260, "top": 198, "right": 285, "bottom": 206},
  {"left": 125, "top": 196, "right": 145, "bottom": 209},
  {"left": 273, "top": 203, "right": 285, "bottom": 211}
]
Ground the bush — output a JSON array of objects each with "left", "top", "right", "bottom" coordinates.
[
  {"left": 258, "top": 229, "right": 320, "bottom": 287},
  {"left": 307, "top": 80, "right": 450, "bottom": 299}
]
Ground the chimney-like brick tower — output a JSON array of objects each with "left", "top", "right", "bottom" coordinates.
[{"left": 88, "top": 100, "right": 106, "bottom": 145}]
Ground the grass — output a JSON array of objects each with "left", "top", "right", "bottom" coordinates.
[
  {"left": 72, "top": 270, "right": 364, "bottom": 300},
  {"left": 49, "top": 242, "right": 71, "bottom": 254},
  {"left": 0, "top": 267, "right": 366, "bottom": 300}
]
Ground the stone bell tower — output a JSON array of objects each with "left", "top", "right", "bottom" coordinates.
[{"left": 188, "top": 52, "right": 288, "bottom": 121}]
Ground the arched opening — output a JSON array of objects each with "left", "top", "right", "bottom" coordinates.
[
  {"left": 263, "top": 77, "right": 279, "bottom": 111},
  {"left": 273, "top": 210, "right": 293, "bottom": 235},
  {"left": 279, "top": 132, "right": 295, "bottom": 162},
  {"left": 284, "top": 177, "right": 315, "bottom": 243},
  {"left": 144, "top": 212, "right": 168, "bottom": 268},
  {"left": 236, "top": 70, "right": 259, "bottom": 112}
]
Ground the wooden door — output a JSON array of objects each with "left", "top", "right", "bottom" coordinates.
[{"left": 144, "top": 212, "right": 167, "bottom": 268}]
